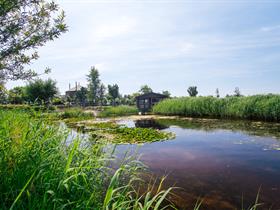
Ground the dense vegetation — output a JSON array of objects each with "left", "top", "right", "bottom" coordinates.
[
  {"left": 98, "top": 105, "right": 138, "bottom": 117},
  {"left": 0, "top": 108, "right": 175, "bottom": 209},
  {"left": 153, "top": 95, "right": 280, "bottom": 122}
]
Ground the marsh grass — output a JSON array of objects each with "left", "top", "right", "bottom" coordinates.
[
  {"left": 153, "top": 95, "right": 280, "bottom": 122},
  {"left": 58, "top": 107, "right": 93, "bottom": 120},
  {"left": 0, "top": 109, "right": 176, "bottom": 210},
  {"left": 98, "top": 106, "right": 138, "bottom": 118}
]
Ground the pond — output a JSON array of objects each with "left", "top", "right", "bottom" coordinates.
[{"left": 112, "top": 118, "right": 280, "bottom": 210}]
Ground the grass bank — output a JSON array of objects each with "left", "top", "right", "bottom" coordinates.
[
  {"left": 0, "top": 109, "right": 174, "bottom": 209},
  {"left": 98, "top": 105, "right": 138, "bottom": 117},
  {"left": 153, "top": 95, "right": 280, "bottom": 122}
]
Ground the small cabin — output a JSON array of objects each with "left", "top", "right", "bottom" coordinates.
[{"left": 136, "top": 92, "right": 167, "bottom": 112}]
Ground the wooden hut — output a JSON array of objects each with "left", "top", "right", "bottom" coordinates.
[{"left": 136, "top": 92, "right": 167, "bottom": 112}]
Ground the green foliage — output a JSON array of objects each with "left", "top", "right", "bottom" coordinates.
[
  {"left": 58, "top": 108, "right": 93, "bottom": 120},
  {"left": 120, "top": 93, "right": 139, "bottom": 106},
  {"left": 153, "top": 95, "right": 280, "bottom": 122},
  {"left": 0, "top": 109, "right": 175, "bottom": 210},
  {"left": 162, "top": 90, "right": 171, "bottom": 98},
  {"left": 98, "top": 106, "right": 138, "bottom": 117},
  {"left": 97, "top": 84, "right": 107, "bottom": 106},
  {"left": 87, "top": 66, "right": 101, "bottom": 105},
  {"left": 25, "top": 78, "right": 58, "bottom": 104},
  {"left": 8, "top": 86, "right": 26, "bottom": 104},
  {"left": 75, "top": 87, "right": 88, "bottom": 106},
  {"left": 139, "top": 85, "right": 153, "bottom": 94},
  {"left": 0, "top": 0, "right": 67, "bottom": 80},
  {"left": 234, "top": 87, "right": 242, "bottom": 97},
  {"left": 108, "top": 127, "right": 174, "bottom": 144},
  {"left": 108, "top": 84, "right": 120, "bottom": 106},
  {"left": 187, "top": 86, "right": 198, "bottom": 97},
  {"left": 0, "top": 81, "right": 7, "bottom": 103}
]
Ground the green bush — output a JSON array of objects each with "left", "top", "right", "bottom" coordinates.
[{"left": 153, "top": 95, "right": 280, "bottom": 122}]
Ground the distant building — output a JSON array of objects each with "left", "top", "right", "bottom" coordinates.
[
  {"left": 65, "top": 82, "right": 84, "bottom": 98},
  {"left": 136, "top": 92, "right": 167, "bottom": 112}
]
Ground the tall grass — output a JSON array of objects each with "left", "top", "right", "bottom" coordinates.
[
  {"left": 58, "top": 107, "right": 93, "bottom": 119},
  {"left": 98, "top": 106, "right": 138, "bottom": 118},
  {"left": 0, "top": 109, "right": 175, "bottom": 209},
  {"left": 153, "top": 95, "right": 280, "bottom": 122}
]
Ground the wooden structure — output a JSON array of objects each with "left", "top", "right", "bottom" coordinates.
[{"left": 136, "top": 92, "right": 167, "bottom": 112}]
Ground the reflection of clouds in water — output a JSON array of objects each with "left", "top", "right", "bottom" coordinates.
[{"left": 63, "top": 118, "right": 280, "bottom": 209}]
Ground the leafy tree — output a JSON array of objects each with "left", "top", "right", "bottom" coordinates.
[
  {"left": 215, "top": 88, "right": 220, "bottom": 98},
  {"left": 0, "top": 0, "right": 67, "bottom": 81},
  {"left": 87, "top": 66, "right": 100, "bottom": 105},
  {"left": 108, "top": 84, "right": 120, "bottom": 106},
  {"left": 25, "top": 78, "right": 58, "bottom": 104},
  {"left": 8, "top": 86, "right": 26, "bottom": 104},
  {"left": 139, "top": 85, "right": 153, "bottom": 94},
  {"left": 97, "top": 83, "right": 106, "bottom": 106},
  {"left": 234, "top": 87, "right": 242, "bottom": 97},
  {"left": 75, "top": 87, "right": 88, "bottom": 106},
  {"left": 0, "top": 81, "right": 7, "bottom": 103},
  {"left": 187, "top": 86, "right": 198, "bottom": 97},
  {"left": 162, "top": 90, "right": 171, "bottom": 98}
]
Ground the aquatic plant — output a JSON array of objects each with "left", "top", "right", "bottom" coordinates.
[
  {"left": 98, "top": 105, "right": 138, "bottom": 117},
  {"left": 153, "top": 95, "right": 280, "bottom": 122},
  {"left": 108, "top": 127, "right": 175, "bottom": 144}
]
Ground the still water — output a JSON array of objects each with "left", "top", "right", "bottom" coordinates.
[{"left": 113, "top": 118, "right": 280, "bottom": 210}]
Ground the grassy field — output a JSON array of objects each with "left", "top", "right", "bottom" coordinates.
[
  {"left": 98, "top": 105, "right": 138, "bottom": 117},
  {"left": 153, "top": 95, "right": 280, "bottom": 122},
  {"left": 0, "top": 108, "right": 174, "bottom": 210}
]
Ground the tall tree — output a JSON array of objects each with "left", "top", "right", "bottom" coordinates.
[
  {"left": 162, "top": 90, "right": 171, "bottom": 98},
  {"left": 215, "top": 88, "right": 220, "bottom": 98},
  {"left": 87, "top": 66, "right": 100, "bottom": 105},
  {"left": 139, "top": 85, "right": 153, "bottom": 94},
  {"left": 234, "top": 87, "right": 242, "bottom": 97},
  {"left": 108, "top": 84, "right": 120, "bottom": 106},
  {"left": 75, "top": 87, "right": 87, "bottom": 107},
  {"left": 0, "top": 0, "right": 67, "bottom": 81},
  {"left": 187, "top": 86, "right": 198, "bottom": 97},
  {"left": 25, "top": 78, "right": 58, "bottom": 104},
  {"left": 97, "top": 83, "right": 106, "bottom": 106}
]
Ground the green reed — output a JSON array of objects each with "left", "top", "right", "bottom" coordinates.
[
  {"left": 0, "top": 109, "right": 175, "bottom": 210},
  {"left": 153, "top": 95, "right": 280, "bottom": 122}
]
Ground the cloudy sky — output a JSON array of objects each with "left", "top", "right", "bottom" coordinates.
[{"left": 7, "top": 0, "right": 280, "bottom": 96}]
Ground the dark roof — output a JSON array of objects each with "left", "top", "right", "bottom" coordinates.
[{"left": 136, "top": 92, "right": 167, "bottom": 99}]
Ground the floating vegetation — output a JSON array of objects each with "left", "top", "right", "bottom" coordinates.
[
  {"left": 107, "top": 127, "right": 175, "bottom": 144},
  {"left": 67, "top": 120, "right": 175, "bottom": 144}
]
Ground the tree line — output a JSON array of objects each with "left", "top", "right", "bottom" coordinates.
[{"left": 0, "top": 66, "right": 171, "bottom": 106}]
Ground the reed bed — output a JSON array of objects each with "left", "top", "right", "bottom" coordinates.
[
  {"left": 0, "top": 109, "right": 174, "bottom": 210},
  {"left": 153, "top": 95, "right": 280, "bottom": 122},
  {"left": 98, "top": 106, "right": 138, "bottom": 118}
]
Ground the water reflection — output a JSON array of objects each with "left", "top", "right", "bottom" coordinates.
[
  {"left": 134, "top": 119, "right": 169, "bottom": 130},
  {"left": 115, "top": 118, "right": 280, "bottom": 210}
]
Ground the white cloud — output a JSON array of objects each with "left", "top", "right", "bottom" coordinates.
[{"left": 92, "top": 16, "right": 137, "bottom": 40}]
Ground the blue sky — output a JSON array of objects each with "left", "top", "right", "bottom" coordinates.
[{"left": 7, "top": 0, "right": 280, "bottom": 96}]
